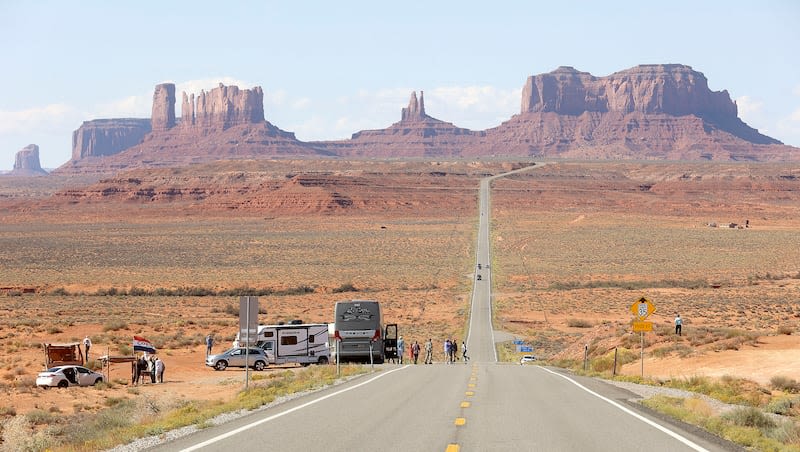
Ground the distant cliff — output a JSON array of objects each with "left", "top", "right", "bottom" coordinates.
[
  {"left": 57, "top": 64, "right": 799, "bottom": 175},
  {"left": 10, "top": 144, "right": 47, "bottom": 175},
  {"left": 517, "top": 64, "right": 778, "bottom": 145},
  {"left": 314, "top": 91, "right": 482, "bottom": 157},
  {"left": 71, "top": 119, "right": 152, "bottom": 160}
]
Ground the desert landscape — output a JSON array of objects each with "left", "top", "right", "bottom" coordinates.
[{"left": 1, "top": 156, "right": 799, "bottom": 449}]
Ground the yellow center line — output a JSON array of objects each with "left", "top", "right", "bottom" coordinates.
[
  {"left": 468, "top": 383, "right": 476, "bottom": 388},
  {"left": 465, "top": 391, "right": 474, "bottom": 396},
  {"left": 455, "top": 417, "right": 466, "bottom": 426},
  {"left": 460, "top": 401, "right": 471, "bottom": 408},
  {"left": 445, "top": 444, "right": 460, "bottom": 452}
]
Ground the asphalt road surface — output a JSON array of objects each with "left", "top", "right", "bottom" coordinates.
[{"left": 153, "top": 164, "right": 739, "bottom": 452}]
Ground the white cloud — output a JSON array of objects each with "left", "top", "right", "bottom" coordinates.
[
  {"left": 0, "top": 104, "right": 83, "bottom": 134},
  {"left": 735, "top": 95, "right": 764, "bottom": 118},
  {"left": 94, "top": 95, "right": 151, "bottom": 119}
]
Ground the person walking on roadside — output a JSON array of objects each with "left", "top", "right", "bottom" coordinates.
[
  {"left": 462, "top": 340, "right": 469, "bottom": 363},
  {"left": 83, "top": 335, "right": 92, "bottom": 363},
  {"left": 205, "top": 333, "right": 214, "bottom": 357},
  {"left": 412, "top": 341, "right": 420, "bottom": 364},
  {"left": 424, "top": 338, "right": 433, "bottom": 364},
  {"left": 397, "top": 336, "right": 405, "bottom": 364},
  {"left": 444, "top": 339, "right": 451, "bottom": 364},
  {"left": 451, "top": 339, "right": 458, "bottom": 362},
  {"left": 675, "top": 314, "right": 682, "bottom": 336}
]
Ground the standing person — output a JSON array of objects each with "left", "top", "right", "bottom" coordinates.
[
  {"left": 149, "top": 355, "right": 156, "bottom": 384},
  {"left": 83, "top": 335, "right": 92, "bottom": 363},
  {"left": 444, "top": 339, "right": 451, "bottom": 364},
  {"left": 451, "top": 339, "right": 458, "bottom": 362},
  {"left": 155, "top": 356, "right": 165, "bottom": 383},
  {"left": 412, "top": 341, "right": 420, "bottom": 364},
  {"left": 424, "top": 338, "right": 433, "bottom": 364},
  {"left": 675, "top": 314, "right": 682, "bottom": 336},
  {"left": 462, "top": 340, "right": 469, "bottom": 363},
  {"left": 397, "top": 336, "right": 405, "bottom": 364},
  {"left": 205, "top": 333, "right": 214, "bottom": 357}
]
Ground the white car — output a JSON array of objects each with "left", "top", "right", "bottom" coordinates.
[
  {"left": 519, "top": 355, "right": 537, "bottom": 364},
  {"left": 36, "top": 365, "right": 104, "bottom": 388},
  {"left": 206, "top": 347, "right": 268, "bottom": 371}
]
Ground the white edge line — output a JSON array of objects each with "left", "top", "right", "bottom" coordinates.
[
  {"left": 181, "top": 366, "right": 410, "bottom": 451},
  {"left": 538, "top": 367, "right": 710, "bottom": 452}
]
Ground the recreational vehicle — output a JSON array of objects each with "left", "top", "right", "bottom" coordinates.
[
  {"left": 234, "top": 323, "right": 330, "bottom": 366},
  {"left": 333, "top": 300, "right": 394, "bottom": 363}
]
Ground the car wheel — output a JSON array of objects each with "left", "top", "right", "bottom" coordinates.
[
  {"left": 253, "top": 361, "right": 266, "bottom": 371},
  {"left": 214, "top": 360, "right": 228, "bottom": 371},
  {"left": 57, "top": 380, "right": 68, "bottom": 388},
  {"left": 93, "top": 378, "right": 103, "bottom": 385},
  {"left": 317, "top": 356, "right": 329, "bottom": 365}
]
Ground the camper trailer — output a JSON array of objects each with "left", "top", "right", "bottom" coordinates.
[{"left": 234, "top": 323, "right": 330, "bottom": 366}]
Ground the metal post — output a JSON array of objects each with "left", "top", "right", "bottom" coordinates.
[
  {"left": 369, "top": 342, "right": 374, "bottom": 370},
  {"left": 613, "top": 347, "right": 618, "bottom": 376},
  {"left": 336, "top": 340, "right": 340, "bottom": 377},
  {"left": 245, "top": 296, "right": 250, "bottom": 390},
  {"left": 640, "top": 332, "right": 644, "bottom": 378},
  {"left": 583, "top": 344, "right": 588, "bottom": 371}
]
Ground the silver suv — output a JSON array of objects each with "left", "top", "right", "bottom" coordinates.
[{"left": 206, "top": 347, "right": 268, "bottom": 371}]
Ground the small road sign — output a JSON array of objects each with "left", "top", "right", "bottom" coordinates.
[
  {"left": 632, "top": 321, "right": 653, "bottom": 332},
  {"left": 630, "top": 297, "right": 656, "bottom": 320}
]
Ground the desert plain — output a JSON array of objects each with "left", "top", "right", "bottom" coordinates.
[{"left": 0, "top": 158, "right": 799, "bottom": 443}]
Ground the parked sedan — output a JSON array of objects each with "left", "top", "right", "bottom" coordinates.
[
  {"left": 206, "top": 347, "right": 268, "bottom": 371},
  {"left": 36, "top": 365, "right": 104, "bottom": 388}
]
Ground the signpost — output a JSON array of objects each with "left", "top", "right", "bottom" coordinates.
[
  {"left": 629, "top": 297, "right": 655, "bottom": 377},
  {"left": 239, "top": 296, "right": 259, "bottom": 389}
]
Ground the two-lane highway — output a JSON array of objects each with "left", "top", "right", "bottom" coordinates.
[{"left": 152, "top": 164, "right": 738, "bottom": 451}]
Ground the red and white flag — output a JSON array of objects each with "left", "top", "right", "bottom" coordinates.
[{"left": 133, "top": 335, "right": 156, "bottom": 354}]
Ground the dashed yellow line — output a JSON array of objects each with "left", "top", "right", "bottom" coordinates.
[
  {"left": 460, "top": 401, "right": 471, "bottom": 408},
  {"left": 468, "top": 383, "right": 476, "bottom": 388},
  {"left": 445, "top": 444, "right": 460, "bottom": 452},
  {"left": 465, "top": 391, "right": 474, "bottom": 396},
  {"left": 454, "top": 417, "right": 466, "bottom": 426}
]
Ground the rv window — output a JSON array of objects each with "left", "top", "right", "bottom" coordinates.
[
  {"left": 281, "top": 336, "right": 298, "bottom": 346},
  {"left": 265, "top": 332, "right": 274, "bottom": 338},
  {"left": 309, "top": 335, "right": 315, "bottom": 343}
]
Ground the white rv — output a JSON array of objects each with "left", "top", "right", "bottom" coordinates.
[{"left": 234, "top": 323, "right": 330, "bottom": 366}]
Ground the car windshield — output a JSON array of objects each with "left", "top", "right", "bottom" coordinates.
[{"left": 45, "top": 367, "right": 63, "bottom": 372}]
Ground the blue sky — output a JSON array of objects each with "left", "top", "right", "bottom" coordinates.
[{"left": 1, "top": 1, "right": 798, "bottom": 170}]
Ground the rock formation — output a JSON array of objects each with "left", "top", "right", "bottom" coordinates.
[
  {"left": 151, "top": 83, "right": 176, "bottom": 131},
  {"left": 401, "top": 91, "right": 428, "bottom": 122},
  {"left": 56, "top": 65, "right": 800, "bottom": 175},
  {"left": 516, "top": 64, "right": 778, "bottom": 146},
  {"left": 11, "top": 144, "right": 47, "bottom": 175},
  {"left": 184, "top": 83, "right": 265, "bottom": 130},
  {"left": 71, "top": 119, "right": 151, "bottom": 160},
  {"left": 315, "top": 90, "right": 482, "bottom": 157}
]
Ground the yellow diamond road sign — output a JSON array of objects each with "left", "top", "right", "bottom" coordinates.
[{"left": 630, "top": 297, "right": 655, "bottom": 320}]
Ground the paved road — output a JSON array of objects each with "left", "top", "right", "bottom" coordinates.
[{"left": 153, "top": 164, "right": 737, "bottom": 452}]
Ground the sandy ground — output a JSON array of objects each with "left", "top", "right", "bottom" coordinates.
[{"left": 622, "top": 335, "right": 800, "bottom": 385}]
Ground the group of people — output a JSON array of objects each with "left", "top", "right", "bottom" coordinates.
[
  {"left": 393, "top": 337, "right": 467, "bottom": 364},
  {"left": 134, "top": 354, "right": 165, "bottom": 384},
  {"left": 444, "top": 339, "right": 468, "bottom": 364}
]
